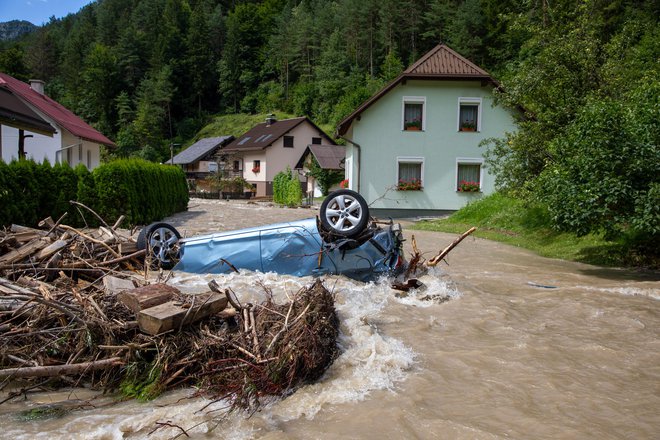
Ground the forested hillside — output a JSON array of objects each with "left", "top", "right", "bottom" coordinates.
[{"left": 1, "top": 0, "right": 658, "bottom": 248}]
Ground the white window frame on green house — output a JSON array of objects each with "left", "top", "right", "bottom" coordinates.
[
  {"left": 396, "top": 156, "right": 425, "bottom": 189},
  {"left": 455, "top": 157, "right": 483, "bottom": 191},
  {"left": 457, "top": 97, "right": 482, "bottom": 132},
  {"left": 401, "top": 96, "right": 426, "bottom": 131}
]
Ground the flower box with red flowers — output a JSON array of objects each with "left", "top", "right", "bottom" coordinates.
[
  {"left": 252, "top": 167, "right": 260, "bottom": 173},
  {"left": 397, "top": 178, "right": 423, "bottom": 191},
  {"left": 458, "top": 180, "right": 480, "bottom": 192},
  {"left": 339, "top": 179, "right": 349, "bottom": 189}
]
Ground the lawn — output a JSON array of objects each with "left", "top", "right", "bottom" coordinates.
[{"left": 412, "top": 193, "right": 654, "bottom": 268}]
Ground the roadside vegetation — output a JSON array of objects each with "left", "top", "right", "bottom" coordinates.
[{"left": 413, "top": 193, "right": 658, "bottom": 269}]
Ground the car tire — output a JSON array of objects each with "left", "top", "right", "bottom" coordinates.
[
  {"left": 137, "top": 222, "right": 181, "bottom": 269},
  {"left": 320, "top": 189, "right": 370, "bottom": 238}
]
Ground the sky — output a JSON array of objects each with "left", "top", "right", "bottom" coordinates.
[{"left": 0, "top": 0, "right": 95, "bottom": 26}]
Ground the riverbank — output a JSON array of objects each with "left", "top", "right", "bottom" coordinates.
[{"left": 412, "top": 193, "right": 659, "bottom": 269}]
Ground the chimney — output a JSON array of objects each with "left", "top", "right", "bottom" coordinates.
[
  {"left": 265, "top": 114, "right": 276, "bottom": 126},
  {"left": 29, "top": 79, "right": 45, "bottom": 95}
]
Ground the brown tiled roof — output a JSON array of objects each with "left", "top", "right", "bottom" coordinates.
[
  {"left": 405, "top": 44, "right": 490, "bottom": 77},
  {"left": 295, "top": 144, "right": 345, "bottom": 170},
  {"left": 223, "top": 116, "right": 336, "bottom": 152},
  {"left": 222, "top": 117, "right": 307, "bottom": 152},
  {"left": 336, "top": 44, "right": 497, "bottom": 136},
  {"left": 0, "top": 73, "right": 115, "bottom": 147}
]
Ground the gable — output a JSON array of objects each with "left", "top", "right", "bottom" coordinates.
[{"left": 336, "top": 44, "right": 497, "bottom": 136}]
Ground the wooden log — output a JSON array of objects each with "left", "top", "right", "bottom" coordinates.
[
  {"left": 427, "top": 227, "right": 477, "bottom": 267},
  {"left": 38, "top": 216, "right": 55, "bottom": 229},
  {"left": 0, "top": 238, "right": 50, "bottom": 264},
  {"left": 137, "top": 293, "right": 229, "bottom": 335},
  {"left": 8, "top": 230, "right": 44, "bottom": 244},
  {"left": 0, "top": 357, "right": 123, "bottom": 379},
  {"left": 10, "top": 224, "right": 45, "bottom": 235},
  {"left": 118, "top": 283, "right": 180, "bottom": 313},
  {"left": 36, "top": 239, "right": 69, "bottom": 260},
  {"left": 103, "top": 275, "right": 137, "bottom": 295}
]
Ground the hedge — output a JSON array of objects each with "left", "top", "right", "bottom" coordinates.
[{"left": 0, "top": 159, "right": 189, "bottom": 228}]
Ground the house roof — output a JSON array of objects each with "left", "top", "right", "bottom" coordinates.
[
  {"left": 336, "top": 44, "right": 497, "bottom": 136},
  {"left": 0, "top": 86, "right": 56, "bottom": 136},
  {"left": 222, "top": 116, "right": 335, "bottom": 152},
  {"left": 172, "top": 136, "right": 234, "bottom": 165},
  {"left": 295, "top": 144, "right": 345, "bottom": 170},
  {"left": 0, "top": 73, "right": 115, "bottom": 147}
]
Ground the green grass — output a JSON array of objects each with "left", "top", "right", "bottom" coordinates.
[{"left": 413, "top": 193, "right": 655, "bottom": 268}]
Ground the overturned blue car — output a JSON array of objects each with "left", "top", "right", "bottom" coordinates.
[{"left": 138, "top": 190, "right": 406, "bottom": 282}]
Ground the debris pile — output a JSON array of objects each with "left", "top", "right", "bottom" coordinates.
[
  {"left": 0, "top": 216, "right": 340, "bottom": 412},
  {"left": 0, "top": 214, "right": 144, "bottom": 282}
]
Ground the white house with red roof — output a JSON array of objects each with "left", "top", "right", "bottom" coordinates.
[{"left": 0, "top": 73, "right": 115, "bottom": 168}]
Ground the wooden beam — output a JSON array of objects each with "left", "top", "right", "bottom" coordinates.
[
  {"left": 117, "top": 283, "right": 180, "bottom": 313},
  {"left": 137, "top": 293, "right": 229, "bottom": 335}
]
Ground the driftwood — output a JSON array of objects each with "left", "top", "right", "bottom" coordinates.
[
  {"left": 427, "top": 227, "right": 477, "bottom": 266},
  {"left": 0, "top": 211, "right": 145, "bottom": 283},
  {"left": 0, "top": 357, "right": 123, "bottom": 379}
]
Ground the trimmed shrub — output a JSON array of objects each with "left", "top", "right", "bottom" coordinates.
[
  {"left": 93, "top": 159, "right": 188, "bottom": 226},
  {"left": 0, "top": 159, "right": 188, "bottom": 228}
]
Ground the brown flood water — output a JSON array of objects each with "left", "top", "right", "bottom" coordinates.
[{"left": 2, "top": 200, "right": 659, "bottom": 439}]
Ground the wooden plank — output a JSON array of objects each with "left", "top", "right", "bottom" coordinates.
[
  {"left": 0, "top": 238, "right": 50, "bottom": 264},
  {"left": 118, "top": 241, "right": 138, "bottom": 255},
  {"left": 137, "top": 293, "right": 229, "bottom": 335},
  {"left": 118, "top": 283, "right": 180, "bottom": 313},
  {"left": 103, "top": 276, "right": 137, "bottom": 295},
  {"left": 10, "top": 230, "right": 45, "bottom": 243},
  {"left": 36, "top": 239, "right": 69, "bottom": 260}
]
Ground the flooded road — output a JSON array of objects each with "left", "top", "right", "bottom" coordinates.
[{"left": 2, "top": 200, "right": 659, "bottom": 439}]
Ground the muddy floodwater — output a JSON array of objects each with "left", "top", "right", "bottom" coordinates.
[{"left": 2, "top": 199, "right": 659, "bottom": 439}]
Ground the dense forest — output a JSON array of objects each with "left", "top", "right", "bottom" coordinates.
[{"left": 0, "top": 0, "right": 658, "bottom": 247}]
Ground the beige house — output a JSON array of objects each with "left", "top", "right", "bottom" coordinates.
[{"left": 220, "top": 115, "right": 336, "bottom": 197}]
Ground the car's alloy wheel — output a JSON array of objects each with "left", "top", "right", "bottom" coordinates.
[
  {"left": 137, "top": 222, "right": 181, "bottom": 269},
  {"left": 320, "top": 189, "right": 370, "bottom": 238}
]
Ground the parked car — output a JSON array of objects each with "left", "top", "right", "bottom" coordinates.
[{"left": 137, "top": 190, "right": 406, "bottom": 282}]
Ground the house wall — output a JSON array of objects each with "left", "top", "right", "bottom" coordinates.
[
  {"left": 347, "top": 80, "right": 517, "bottom": 213},
  {"left": 1, "top": 124, "right": 102, "bottom": 169},
  {"left": 264, "top": 122, "right": 322, "bottom": 182},
  {"left": 1, "top": 124, "right": 61, "bottom": 163},
  {"left": 238, "top": 121, "right": 328, "bottom": 197}
]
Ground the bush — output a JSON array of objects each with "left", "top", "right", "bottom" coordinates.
[
  {"left": 0, "top": 159, "right": 189, "bottom": 228},
  {"left": 93, "top": 159, "right": 188, "bottom": 226},
  {"left": 273, "top": 167, "right": 302, "bottom": 207}
]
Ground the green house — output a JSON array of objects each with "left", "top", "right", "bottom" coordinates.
[{"left": 336, "top": 44, "right": 517, "bottom": 217}]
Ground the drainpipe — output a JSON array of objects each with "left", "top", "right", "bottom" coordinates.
[{"left": 338, "top": 135, "right": 361, "bottom": 193}]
